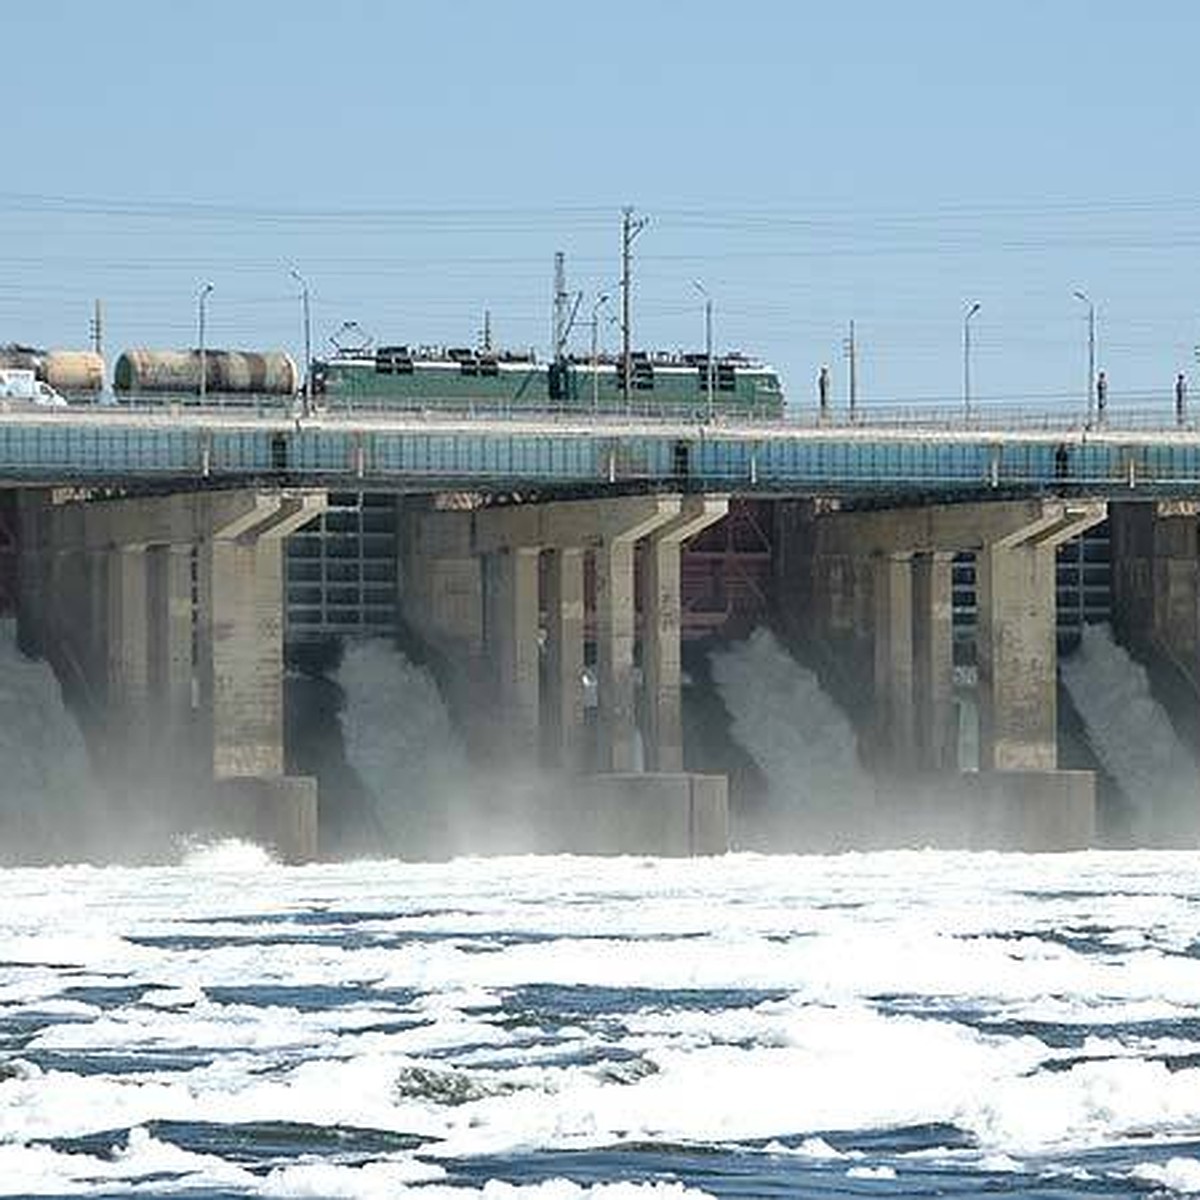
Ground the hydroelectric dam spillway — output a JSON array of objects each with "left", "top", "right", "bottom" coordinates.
[{"left": 6, "top": 403, "right": 1200, "bottom": 860}]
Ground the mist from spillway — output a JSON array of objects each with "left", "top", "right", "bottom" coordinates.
[
  {"left": 710, "top": 628, "right": 876, "bottom": 849},
  {"left": 0, "top": 618, "right": 103, "bottom": 863},
  {"left": 335, "top": 639, "right": 476, "bottom": 858},
  {"left": 1061, "top": 622, "right": 1200, "bottom": 845}
]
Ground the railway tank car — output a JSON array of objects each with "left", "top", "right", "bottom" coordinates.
[
  {"left": 0, "top": 346, "right": 106, "bottom": 394},
  {"left": 113, "top": 349, "right": 299, "bottom": 398}
]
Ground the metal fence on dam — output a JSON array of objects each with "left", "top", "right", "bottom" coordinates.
[{"left": 0, "top": 411, "right": 1199, "bottom": 495}]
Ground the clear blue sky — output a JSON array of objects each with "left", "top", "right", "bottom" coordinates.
[{"left": 5, "top": 0, "right": 1200, "bottom": 415}]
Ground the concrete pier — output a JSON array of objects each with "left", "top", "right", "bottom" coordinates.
[
  {"left": 401, "top": 491, "right": 736, "bottom": 853},
  {"left": 781, "top": 497, "right": 1107, "bottom": 848},
  {"left": 17, "top": 489, "right": 327, "bottom": 862}
]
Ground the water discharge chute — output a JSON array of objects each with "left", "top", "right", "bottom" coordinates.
[{"left": 1061, "top": 623, "right": 1200, "bottom": 845}]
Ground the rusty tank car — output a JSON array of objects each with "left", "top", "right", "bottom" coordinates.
[{"left": 113, "top": 349, "right": 299, "bottom": 397}]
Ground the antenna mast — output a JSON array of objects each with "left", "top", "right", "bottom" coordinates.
[
  {"left": 90, "top": 299, "right": 104, "bottom": 356},
  {"left": 620, "top": 206, "right": 648, "bottom": 408},
  {"left": 552, "top": 252, "right": 581, "bottom": 363}
]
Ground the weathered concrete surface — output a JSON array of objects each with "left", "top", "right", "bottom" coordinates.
[
  {"left": 211, "top": 775, "right": 319, "bottom": 864},
  {"left": 872, "top": 551, "right": 914, "bottom": 769},
  {"left": 890, "top": 770, "right": 1096, "bottom": 851},
  {"left": 571, "top": 772, "right": 729, "bottom": 856},
  {"left": 912, "top": 552, "right": 955, "bottom": 770},
  {"left": 644, "top": 496, "right": 729, "bottom": 771},
  {"left": 543, "top": 546, "right": 585, "bottom": 770},
  {"left": 1110, "top": 501, "right": 1200, "bottom": 685}
]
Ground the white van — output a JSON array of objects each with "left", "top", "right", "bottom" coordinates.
[{"left": 0, "top": 368, "right": 68, "bottom": 408}]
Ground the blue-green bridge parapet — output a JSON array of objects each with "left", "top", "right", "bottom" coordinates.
[{"left": 1, "top": 408, "right": 1200, "bottom": 497}]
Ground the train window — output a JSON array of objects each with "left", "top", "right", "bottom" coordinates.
[{"left": 478, "top": 358, "right": 499, "bottom": 377}]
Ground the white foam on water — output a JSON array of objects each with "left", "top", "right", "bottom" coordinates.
[
  {"left": 1132, "top": 1156, "right": 1200, "bottom": 1193},
  {"left": 178, "top": 837, "right": 278, "bottom": 872},
  {"left": 1061, "top": 623, "right": 1200, "bottom": 844},
  {"left": 6, "top": 851, "right": 1200, "bottom": 1190},
  {"left": 709, "top": 629, "right": 874, "bottom": 845}
]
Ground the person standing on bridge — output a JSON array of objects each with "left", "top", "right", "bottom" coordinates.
[
  {"left": 1176, "top": 372, "right": 1188, "bottom": 427},
  {"left": 818, "top": 365, "right": 831, "bottom": 424},
  {"left": 1096, "top": 370, "right": 1108, "bottom": 427}
]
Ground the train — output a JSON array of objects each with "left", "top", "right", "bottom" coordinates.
[
  {"left": 312, "top": 344, "right": 785, "bottom": 419},
  {"left": 2, "top": 340, "right": 786, "bottom": 420},
  {"left": 0, "top": 346, "right": 106, "bottom": 393}
]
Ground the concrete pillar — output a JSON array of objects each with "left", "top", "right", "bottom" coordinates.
[
  {"left": 544, "top": 546, "right": 585, "bottom": 770},
  {"left": 489, "top": 545, "right": 541, "bottom": 758},
  {"left": 872, "top": 551, "right": 915, "bottom": 769},
  {"left": 105, "top": 545, "right": 151, "bottom": 754},
  {"left": 1152, "top": 512, "right": 1199, "bottom": 665},
  {"left": 196, "top": 537, "right": 289, "bottom": 777},
  {"left": 912, "top": 551, "right": 955, "bottom": 770},
  {"left": 595, "top": 536, "right": 638, "bottom": 772},
  {"left": 473, "top": 494, "right": 683, "bottom": 774},
  {"left": 147, "top": 544, "right": 195, "bottom": 767},
  {"left": 644, "top": 497, "right": 728, "bottom": 771},
  {"left": 976, "top": 541, "right": 1059, "bottom": 771}
]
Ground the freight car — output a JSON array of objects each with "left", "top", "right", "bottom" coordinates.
[
  {"left": 113, "top": 349, "right": 299, "bottom": 398},
  {"left": 0, "top": 346, "right": 105, "bottom": 394},
  {"left": 312, "top": 344, "right": 784, "bottom": 419}
]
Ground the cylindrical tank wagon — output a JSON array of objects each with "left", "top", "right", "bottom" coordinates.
[
  {"left": 0, "top": 347, "right": 106, "bottom": 393},
  {"left": 114, "top": 349, "right": 299, "bottom": 397}
]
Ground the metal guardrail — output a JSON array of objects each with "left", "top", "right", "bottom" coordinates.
[{"left": 51, "top": 390, "right": 1200, "bottom": 435}]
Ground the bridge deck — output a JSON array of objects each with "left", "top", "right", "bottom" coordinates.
[{"left": 1, "top": 407, "right": 1199, "bottom": 496}]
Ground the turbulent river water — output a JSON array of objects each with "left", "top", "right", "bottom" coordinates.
[
  {"left": 8, "top": 848, "right": 1200, "bottom": 1197},
  {"left": 5, "top": 631, "right": 1200, "bottom": 1195}
]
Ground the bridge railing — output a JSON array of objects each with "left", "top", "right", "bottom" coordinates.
[{"left": 63, "top": 390, "right": 1200, "bottom": 433}]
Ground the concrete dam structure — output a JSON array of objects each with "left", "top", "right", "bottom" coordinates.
[{"left": 0, "top": 408, "right": 1199, "bottom": 861}]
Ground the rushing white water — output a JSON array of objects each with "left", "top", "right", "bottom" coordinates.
[
  {"left": 0, "top": 618, "right": 101, "bottom": 864},
  {"left": 709, "top": 629, "right": 875, "bottom": 847},
  {"left": 5, "top": 850, "right": 1200, "bottom": 1197},
  {"left": 335, "top": 640, "right": 476, "bottom": 857},
  {"left": 1061, "top": 623, "right": 1200, "bottom": 845}
]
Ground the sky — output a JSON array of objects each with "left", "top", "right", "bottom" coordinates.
[{"left": 5, "top": 0, "right": 1200, "bottom": 417}]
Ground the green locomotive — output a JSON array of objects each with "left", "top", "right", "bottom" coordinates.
[{"left": 311, "top": 344, "right": 784, "bottom": 419}]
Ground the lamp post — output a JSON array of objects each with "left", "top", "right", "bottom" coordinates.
[
  {"left": 197, "top": 282, "right": 214, "bottom": 402},
  {"left": 693, "top": 280, "right": 714, "bottom": 421},
  {"left": 1074, "top": 290, "right": 1096, "bottom": 424},
  {"left": 290, "top": 268, "right": 313, "bottom": 415},
  {"left": 963, "top": 301, "right": 981, "bottom": 420},
  {"left": 590, "top": 293, "right": 609, "bottom": 415}
]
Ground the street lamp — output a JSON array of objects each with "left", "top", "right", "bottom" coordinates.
[
  {"left": 693, "top": 280, "right": 715, "bottom": 421},
  {"left": 197, "top": 282, "right": 214, "bottom": 402},
  {"left": 1074, "top": 290, "right": 1096, "bottom": 424},
  {"left": 963, "top": 301, "right": 981, "bottom": 420},
  {"left": 590, "top": 293, "right": 610, "bottom": 415},
  {"left": 290, "top": 268, "right": 313, "bottom": 415}
]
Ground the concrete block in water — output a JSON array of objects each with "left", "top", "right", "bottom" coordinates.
[
  {"left": 573, "top": 772, "right": 729, "bottom": 856},
  {"left": 211, "top": 775, "right": 319, "bottom": 864}
]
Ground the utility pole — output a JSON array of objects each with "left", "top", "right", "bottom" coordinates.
[
  {"left": 620, "top": 206, "right": 648, "bottom": 410},
  {"left": 89, "top": 299, "right": 104, "bottom": 357},
  {"left": 1074, "top": 291, "right": 1096, "bottom": 424},
  {"left": 481, "top": 309, "right": 492, "bottom": 354},
  {"left": 590, "top": 293, "right": 609, "bottom": 414},
  {"left": 553, "top": 251, "right": 567, "bottom": 362},
  {"left": 290, "top": 269, "right": 313, "bottom": 416},
  {"left": 843, "top": 320, "right": 858, "bottom": 421},
  {"left": 693, "top": 280, "right": 714, "bottom": 421},
  {"left": 197, "top": 282, "right": 214, "bottom": 402},
  {"left": 963, "top": 301, "right": 981, "bottom": 420}
]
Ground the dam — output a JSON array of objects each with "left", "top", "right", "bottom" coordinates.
[{"left": 2, "top": 404, "right": 1200, "bottom": 861}]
